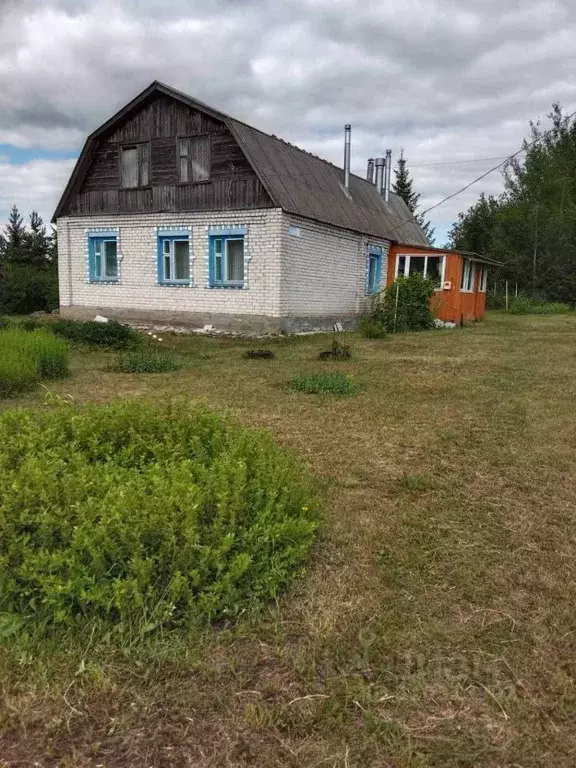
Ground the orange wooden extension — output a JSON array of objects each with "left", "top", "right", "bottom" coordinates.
[{"left": 387, "top": 244, "right": 493, "bottom": 324}]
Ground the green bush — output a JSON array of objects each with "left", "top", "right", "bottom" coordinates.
[
  {"left": 0, "top": 401, "right": 318, "bottom": 631},
  {"left": 0, "top": 262, "right": 59, "bottom": 315},
  {"left": 116, "top": 350, "right": 182, "bottom": 373},
  {"left": 358, "top": 316, "right": 388, "bottom": 339},
  {"left": 290, "top": 371, "right": 358, "bottom": 396},
  {"left": 361, "top": 274, "right": 436, "bottom": 334},
  {"left": 509, "top": 295, "right": 572, "bottom": 315},
  {"left": 51, "top": 318, "right": 140, "bottom": 348},
  {"left": 0, "top": 328, "right": 68, "bottom": 395}
]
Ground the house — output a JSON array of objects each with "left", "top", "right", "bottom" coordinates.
[{"left": 54, "top": 81, "right": 493, "bottom": 332}]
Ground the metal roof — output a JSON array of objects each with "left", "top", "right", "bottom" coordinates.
[
  {"left": 53, "top": 81, "right": 431, "bottom": 246},
  {"left": 228, "top": 119, "right": 430, "bottom": 245}
]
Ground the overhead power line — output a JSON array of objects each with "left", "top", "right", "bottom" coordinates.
[
  {"left": 386, "top": 106, "right": 576, "bottom": 236},
  {"left": 352, "top": 154, "right": 522, "bottom": 173}
]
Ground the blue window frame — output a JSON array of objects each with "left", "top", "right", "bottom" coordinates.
[
  {"left": 88, "top": 233, "right": 119, "bottom": 282},
  {"left": 157, "top": 234, "right": 191, "bottom": 284},
  {"left": 366, "top": 245, "right": 383, "bottom": 294},
  {"left": 209, "top": 234, "right": 245, "bottom": 287}
]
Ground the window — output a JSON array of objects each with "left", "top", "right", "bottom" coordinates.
[
  {"left": 460, "top": 259, "right": 474, "bottom": 292},
  {"left": 366, "top": 246, "right": 383, "bottom": 294},
  {"left": 88, "top": 234, "right": 119, "bottom": 282},
  {"left": 121, "top": 143, "right": 149, "bottom": 188},
  {"left": 157, "top": 235, "right": 191, "bottom": 284},
  {"left": 478, "top": 264, "right": 488, "bottom": 292},
  {"left": 395, "top": 254, "right": 445, "bottom": 288},
  {"left": 178, "top": 136, "right": 211, "bottom": 183},
  {"left": 210, "top": 235, "right": 245, "bottom": 287}
]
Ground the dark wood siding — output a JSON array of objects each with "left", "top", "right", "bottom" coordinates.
[{"left": 65, "top": 94, "right": 273, "bottom": 216}]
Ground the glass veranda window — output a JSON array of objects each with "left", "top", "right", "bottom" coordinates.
[
  {"left": 460, "top": 259, "right": 474, "bottom": 291},
  {"left": 396, "top": 254, "right": 444, "bottom": 288}
]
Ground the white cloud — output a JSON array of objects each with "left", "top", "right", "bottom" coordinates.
[
  {"left": 0, "top": 158, "right": 74, "bottom": 230},
  {"left": 1, "top": 0, "right": 576, "bottom": 242}
]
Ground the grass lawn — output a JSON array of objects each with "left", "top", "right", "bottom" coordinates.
[{"left": 2, "top": 312, "right": 576, "bottom": 767}]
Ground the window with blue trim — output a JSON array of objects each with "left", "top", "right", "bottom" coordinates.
[
  {"left": 209, "top": 235, "right": 245, "bottom": 287},
  {"left": 366, "top": 246, "right": 383, "bottom": 294},
  {"left": 89, "top": 234, "right": 118, "bottom": 282},
  {"left": 157, "top": 234, "right": 190, "bottom": 284}
]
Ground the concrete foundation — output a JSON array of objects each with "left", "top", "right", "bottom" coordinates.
[{"left": 60, "top": 306, "right": 359, "bottom": 335}]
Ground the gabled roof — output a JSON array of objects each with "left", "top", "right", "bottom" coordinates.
[{"left": 53, "top": 81, "right": 430, "bottom": 246}]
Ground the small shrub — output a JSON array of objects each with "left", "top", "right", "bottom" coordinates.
[
  {"left": 318, "top": 338, "right": 352, "bottom": 360},
  {"left": 19, "top": 316, "right": 42, "bottom": 331},
  {"left": 358, "top": 316, "right": 388, "bottom": 339},
  {"left": 361, "top": 274, "right": 436, "bottom": 334},
  {"left": 0, "top": 329, "right": 68, "bottom": 395},
  {"left": 509, "top": 295, "right": 571, "bottom": 315},
  {"left": 290, "top": 371, "right": 358, "bottom": 396},
  {"left": 51, "top": 318, "right": 140, "bottom": 348},
  {"left": 0, "top": 317, "right": 13, "bottom": 331},
  {"left": 243, "top": 349, "right": 275, "bottom": 360},
  {"left": 116, "top": 350, "right": 182, "bottom": 373},
  {"left": 0, "top": 401, "right": 318, "bottom": 631}
]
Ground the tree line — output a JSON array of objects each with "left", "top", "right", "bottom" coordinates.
[
  {"left": 448, "top": 104, "right": 576, "bottom": 303},
  {"left": 0, "top": 205, "right": 58, "bottom": 314}
]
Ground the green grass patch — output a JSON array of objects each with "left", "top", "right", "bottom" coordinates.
[
  {"left": 509, "top": 295, "right": 572, "bottom": 314},
  {"left": 51, "top": 318, "right": 140, "bottom": 348},
  {"left": 0, "top": 328, "right": 68, "bottom": 395},
  {"left": 0, "top": 400, "right": 318, "bottom": 632},
  {"left": 290, "top": 371, "right": 359, "bottom": 396},
  {"left": 116, "top": 349, "right": 182, "bottom": 373}
]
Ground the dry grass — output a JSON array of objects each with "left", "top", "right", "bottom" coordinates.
[{"left": 2, "top": 313, "right": 576, "bottom": 767}]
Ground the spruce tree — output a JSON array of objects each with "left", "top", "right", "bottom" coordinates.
[
  {"left": 26, "top": 211, "right": 52, "bottom": 265},
  {"left": 2, "top": 205, "right": 27, "bottom": 262},
  {"left": 392, "top": 150, "right": 435, "bottom": 243}
]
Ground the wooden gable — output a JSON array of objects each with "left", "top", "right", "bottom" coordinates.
[{"left": 59, "top": 92, "right": 273, "bottom": 218}]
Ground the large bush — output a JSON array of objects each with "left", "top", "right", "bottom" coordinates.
[
  {"left": 0, "top": 328, "right": 68, "bottom": 395},
  {"left": 0, "top": 262, "right": 59, "bottom": 315},
  {"left": 0, "top": 401, "right": 318, "bottom": 630},
  {"left": 51, "top": 318, "right": 140, "bottom": 348},
  {"left": 361, "top": 274, "right": 437, "bottom": 335}
]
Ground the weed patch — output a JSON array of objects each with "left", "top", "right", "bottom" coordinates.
[
  {"left": 0, "top": 328, "right": 68, "bottom": 395},
  {"left": 290, "top": 371, "right": 358, "bottom": 396},
  {"left": 243, "top": 349, "right": 275, "bottom": 360},
  {"left": 116, "top": 350, "right": 182, "bottom": 373}
]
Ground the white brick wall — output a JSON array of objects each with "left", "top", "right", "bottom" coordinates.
[
  {"left": 57, "top": 208, "right": 390, "bottom": 328},
  {"left": 57, "top": 209, "right": 284, "bottom": 317},
  {"left": 280, "top": 213, "right": 390, "bottom": 316}
]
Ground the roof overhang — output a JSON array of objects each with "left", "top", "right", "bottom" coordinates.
[{"left": 392, "top": 241, "right": 502, "bottom": 267}]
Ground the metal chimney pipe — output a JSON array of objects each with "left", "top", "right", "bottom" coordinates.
[
  {"left": 374, "top": 157, "right": 385, "bottom": 194},
  {"left": 344, "top": 124, "right": 351, "bottom": 189},
  {"left": 366, "top": 158, "right": 375, "bottom": 183},
  {"left": 384, "top": 149, "right": 392, "bottom": 202}
]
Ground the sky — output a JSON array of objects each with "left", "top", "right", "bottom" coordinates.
[{"left": 1, "top": 0, "right": 576, "bottom": 245}]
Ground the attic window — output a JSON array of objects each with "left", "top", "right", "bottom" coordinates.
[
  {"left": 121, "top": 143, "right": 149, "bottom": 188},
  {"left": 179, "top": 136, "right": 211, "bottom": 183}
]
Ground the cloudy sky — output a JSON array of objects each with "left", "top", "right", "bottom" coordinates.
[{"left": 2, "top": 0, "right": 576, "bottom": 244}]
